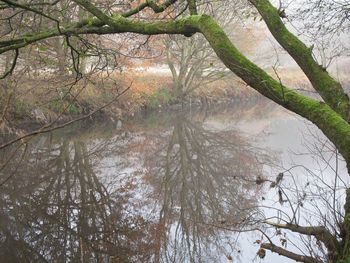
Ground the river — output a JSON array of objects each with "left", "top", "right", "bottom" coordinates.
[{"left": 0, "top": 98, "right": 347, "bottom": 263}]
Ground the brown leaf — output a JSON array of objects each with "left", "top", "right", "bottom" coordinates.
[{"left": 257, "top": 248, "right": 266, "bottom": 259}]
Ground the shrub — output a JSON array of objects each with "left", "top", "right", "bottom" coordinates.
[
  {"left": 14, "top": 100, "right": 31, "bottom": 119},
  {"left": 143, "top": 87, "right": 175, "bottom": 108}
]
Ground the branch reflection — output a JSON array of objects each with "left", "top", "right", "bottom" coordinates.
[
  {"left": 145, "top": 115, "right": 268, "bottom": 262},
  {"left": 0, "top": 108, "right": 270, "bottom": 262}
]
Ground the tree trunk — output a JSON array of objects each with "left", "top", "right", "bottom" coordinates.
[
  {"left": 56, "top": 37, "right": 67, "bottom": 75},
  {"left": 339, "top": 189, "right": 350, "bottom": 262}
]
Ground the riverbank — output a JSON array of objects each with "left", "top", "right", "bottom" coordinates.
[
  {"left": 0, "top": 70, "right": 258, "bottom": 134},
  {"left": 1, "top": 68, "right": 349, "bottom": 135}
]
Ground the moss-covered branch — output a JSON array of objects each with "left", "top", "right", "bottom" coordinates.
[
  {"left": 249, "top": 0, "right": 350, "bottom": 121},
  {"left": 196, "top": 15, "right": 350, "bottom": 170},
  {"left": 72, "top": 0, "right": 112, "bottom": 25},
  {"left": 0, "top": 16, "right": 200, "bottom": 54}
]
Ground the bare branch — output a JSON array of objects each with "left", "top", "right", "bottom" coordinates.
[
  {"left": 122, "top": 0, "right": 178, "bottom": 17},
  {"left": 0, "top": 0, "right": 61, "bottom": 24},
  {"left": 261, "top": 243, "right": 323, "bottom": 263},
  {"left": 265, "top": 221, "right": 340, "bottom": 256},
  {"left": 0, "top": 48, "right": 18, "bottom": 79}
]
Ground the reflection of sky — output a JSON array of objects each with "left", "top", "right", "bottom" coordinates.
[
  {"left": 203, "top": 109, "right": 298, "bottom": 262},
  {"left": 252, "top": 110, "right": 346, "bottom": 262},
  {"left": 92, "top": 104, "right": 345, "bottom": 262},
  {"left": 100, "top": 106, "right": 303, "bottom": 263},
  {"left": 197, "top": 104, "right": 348, "bottom": 262}
]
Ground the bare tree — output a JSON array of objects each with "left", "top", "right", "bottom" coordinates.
[{"left": 164, "top": 1, "right": 250, "bottom": 101}]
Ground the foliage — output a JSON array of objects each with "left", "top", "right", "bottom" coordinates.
[
  {"left": 49, "top": 97, "right": 81, "bottom": 115},
  {"left": 13, "top": 100, "right": 32, "bottom": 120},
  {"left": 142, "top": 86, "right": 175, "bottom": 108},
  {"left": 49, "top": 98, "right": 63, "bottom": 113}
]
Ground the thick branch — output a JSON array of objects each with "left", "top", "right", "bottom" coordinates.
[
  {"left": 265, "top": 221, "right": 340, "bottom": 257},
  {"left": 261, "top": 243, "right": 322, "bottom": 263},
  {"left": 0, "top": 17, "right": 199, "bottom": 54},
  {"left": 197, "top": 15, "right": 350, "bottom": 170},
  {"left": 249, "top": 0, "right": 350, "bottom": 121}
]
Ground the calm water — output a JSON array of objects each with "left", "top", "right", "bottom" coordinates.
[{"left": 0, "top": 99, "right": 348, "bottom": 263}]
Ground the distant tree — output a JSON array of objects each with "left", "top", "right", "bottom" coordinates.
[
  {"left": 164, "top": 0, "right": 253, "bottom": 101},
  {"left": 291, "top": 0, "right": 350, "bottom": 69}
]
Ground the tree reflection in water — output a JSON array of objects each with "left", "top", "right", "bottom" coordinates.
[
  {"left": 144, "top": 114, "right": 269, "bottom": 262},
  {"left": 0, "top": 133, "right": 158, "bottom": 263},
  {"left": 0, "top": 108, "right": 270, "bottom": 263}
]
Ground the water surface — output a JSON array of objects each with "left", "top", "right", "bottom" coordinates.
[{"left": 0, "top": 99, "right": 347, "bottom": 262}]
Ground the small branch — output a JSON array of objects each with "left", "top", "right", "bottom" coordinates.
[
  {"left": 1, "top": 0, "right": 60, "bottom": 23},
  {"left": 187, "top": 0, "right": 198, "bottom": 15},
  {"left": 65, "top": 36, "right": 82, "bottom": 78},
  {"left": 272, "top": 64, "right": 285, "bottom": 103},
  {"left": 0, "top": 49, "right": 19, "bottom": 79},
  {"left": 122, "top": 0, "right": 177, "bottom": 17}
]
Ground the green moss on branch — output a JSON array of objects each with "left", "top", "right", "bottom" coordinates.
[
  {"left": 196, "top": 15, "right": 350, "bottom": 169},
  {"left": 249, "top": 0, "right": 350, "bottom": 120}
]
